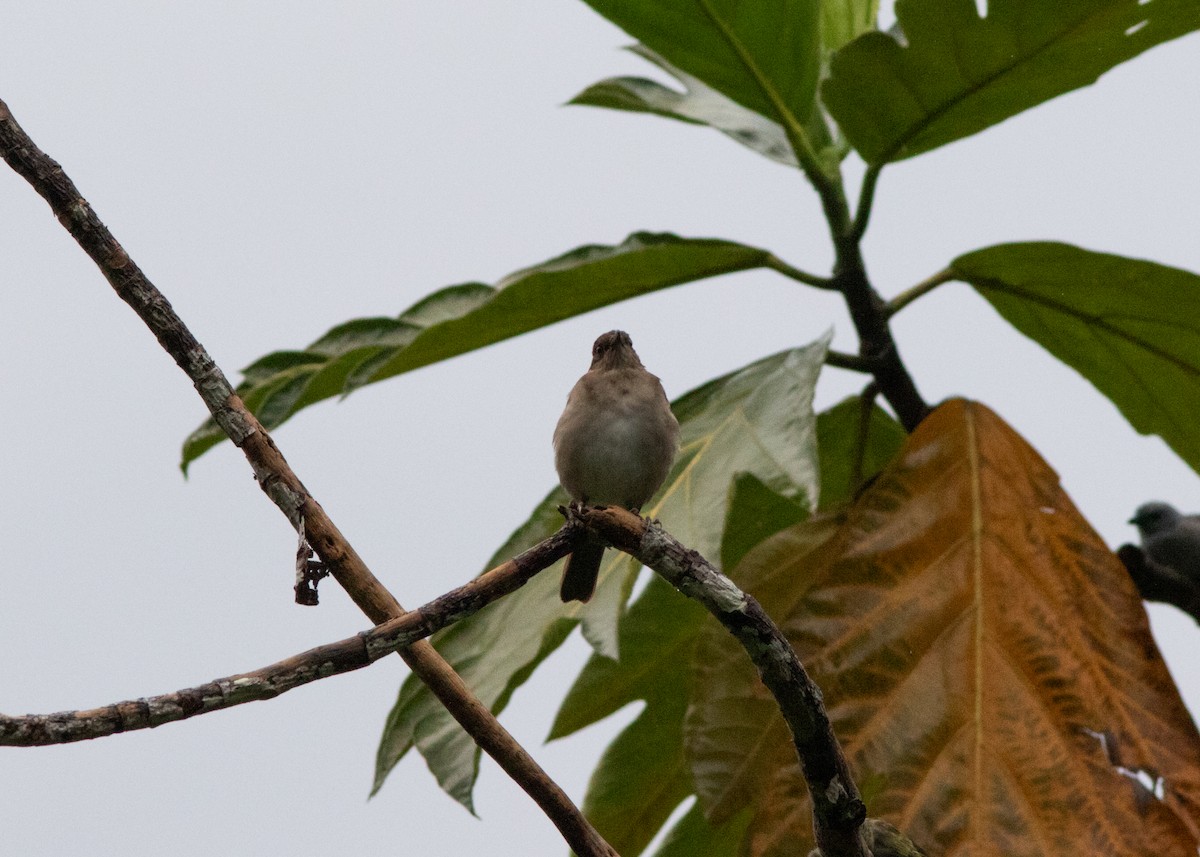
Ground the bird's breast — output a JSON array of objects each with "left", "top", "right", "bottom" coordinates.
[{"left": 553, "top": 370, "right": 678, "bottom": 508}]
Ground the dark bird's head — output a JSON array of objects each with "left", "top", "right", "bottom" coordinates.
[
  {"left": 590, "top": 330, "right": 642, "bottom": 371},
  {"left": 1129, "top": 501, "right": 1182, "bottom": 538}
]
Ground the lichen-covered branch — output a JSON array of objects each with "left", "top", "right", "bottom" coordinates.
[
  {"left": 576, "top": 505, "right": 924, "bottom": 857},
  {"left": 0, "top": 96, "right": 617, "bottom": 857},
  {"left": 0, "top": 526, "right": 578, "bottom": 746}
]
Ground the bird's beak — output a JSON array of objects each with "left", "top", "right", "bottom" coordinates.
[{"left": 1127, "top": 516, "right": 1138, "bottom": 525}]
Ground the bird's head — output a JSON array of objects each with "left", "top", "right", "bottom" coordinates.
[
  {"left": 1129, "top": 501, "right": 1183, "bottom": 537},
  {"left": 590, "top": 330, "right": 643, "bottom": 371}
]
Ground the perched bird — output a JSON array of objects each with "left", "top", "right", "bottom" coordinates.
[
  {"left": 1129, "top": 501, "right": 1200, "bottom": 581},
  {"left": 553, "top": 330, "right": 679, "bottom": 602}
]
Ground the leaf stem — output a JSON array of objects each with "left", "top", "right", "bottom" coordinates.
[
  {"left": 847, "top": 164, "right": 882, "bottom": 243},
  {"left": 765, "top": 253, "right": 837, "bottom": 288},
  {"left": 826, "top": 350, "right": 879, "bottom": 372},
  {"left": 886, "top": 268, "right": 957, "bottom": 317}
]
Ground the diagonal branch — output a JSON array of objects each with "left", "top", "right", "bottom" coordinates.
[
  {"left": 0, "top": 525, "right": 579, "bottom": 746},
  {"left": 575, "top": 505, "right": 924, "bottom": 857},
  {"left": 0, "top": 96, "right": 617, "bottom": 857}
]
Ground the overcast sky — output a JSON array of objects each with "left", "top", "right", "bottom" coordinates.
[{"left": 2, "top": 4, "right": 1199, "bottom": 856}]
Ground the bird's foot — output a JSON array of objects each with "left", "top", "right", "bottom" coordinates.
[{"left": 559, "top": 499, "right": 590, "bottom": 526}]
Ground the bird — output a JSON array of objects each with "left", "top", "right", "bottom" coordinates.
[
  {"left": 553, "top": 330, "right": 679, "bottom": 602},
  {"left": 1129, "top": 501, "right": 1200, "bottom": 581}
]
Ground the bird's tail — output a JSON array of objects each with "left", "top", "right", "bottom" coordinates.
[{"left": 560, "top": 539, "right": 605, "bottom": 603}]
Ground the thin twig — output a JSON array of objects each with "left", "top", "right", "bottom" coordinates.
[
  {"left": 575, "top": 505, "right": 873, "bottom": 857},
  {"left": 0, "top": 96, "right": 617, "bottom": 857},
  {"left": 0, "top": 525, "right": 580, "bottom": 746},
  {"left": 886, "top": 268, "right": 956, "bottom": 318}
]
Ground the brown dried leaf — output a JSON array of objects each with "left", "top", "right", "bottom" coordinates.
[{"left": 688, "top": 399, "right": 1200, "bottom": 856}]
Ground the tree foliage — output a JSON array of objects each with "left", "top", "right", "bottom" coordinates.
[{"left": 183, "top": 1, "right": 1200, "bottom": 854}]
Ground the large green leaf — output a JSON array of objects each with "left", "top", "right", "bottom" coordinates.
[
  {"left": 180, "top": 232, "right": 777, "bottom": 470},
  {"left": 820, "top": 0, "right": 880, "bottom": 58},
  {"left": 815, "top": 394, "right": 907, "bottom": 509},
  {"left": 552, "top": 576, "right": 703, "bottom": 857},
  {"left": 953, "top": 242, "right": 1200, "bottom": 477},
  {"left": 570, "top": 45, "right": 804, "bottom": 169},
  {"left": 571, "top": 2, "right": 879, "bottom": 169},
  {"left": 658, "top": 335, "right": 827, "bottom": 558},
  {"left": 719, "top": 472, "right": 810, "bottom": 572},
  {"left": 374, "top": 342, "right": 828, "bottom": 810},
  {"left": 577, "top": 0, "right": 826, "bottom": 171},
  {"left": 685, "top": 513, "right": 842, "bottom": 825},
  {"left": 823, "top": 0, "right": 1200, "bottom": 164},
  {"left": 650, "top": 803, "right": 752, "bottom": 857},
  {"left": 371, "top": 491, "right": 573, "bottom": 810}
]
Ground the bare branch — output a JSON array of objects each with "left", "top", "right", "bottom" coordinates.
[
  {"left": 0, "top": 525, "right": 579, "bottom": 746},
  {"left": 0, "top": 96, "right": 617, "bottom": 857},
  {"left": 575, "top": 504, "right": 874, "bottom": 857}
]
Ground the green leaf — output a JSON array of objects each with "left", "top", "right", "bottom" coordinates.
[
  {"left": 685, "top": 513, "right": 842, "bottom": 824},
  {"left": 371, "top": 490, "right": 574, "bottom": 810},
  {"left": 570, "top": 45, "right": 802, "bottom": 169},
  {"left": 658, "top": 335, "right": 828, "bottom": 566},
  {"left": 953, "top": 242, "right": 1200, "bottom": 477},
  {"left": 822, "top": 0, "right": 1200, "bottom": 164},
  {"left": 720, "top": 472, "right": 809, "bottom": 572},
  {"left": 820, "top": 0, "right": 880, "bottom": 57},
  {"left": 649, "top": 803, "right": 752, "bottom": 857},
  {"left": 550, "top": 575, "right": 704, "bottom": 741},
  {"left": 180, "top": 232, "right": 776, "bottom": 471},
  {"left": 374, "top": 342, "right": 828, "bottom": 810},
  {"left": 815, "top": 394, "right": 907, "bottom": 509},
  {"left": 580, "top": 700, "right": 693, "bottom": 857},
  {"left": 577, "top": 0, "right": 824, "bottom": 169},
  {"left": 555, "top": 576, "right": 703, "bottom": 857}
]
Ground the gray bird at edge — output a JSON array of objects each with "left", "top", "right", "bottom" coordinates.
[
  {"left": 1129, "top": 501, "right": 1200, "bottom": 581},
  {"left": 553, "top": 330, "right": 679, "bottom": 603}
]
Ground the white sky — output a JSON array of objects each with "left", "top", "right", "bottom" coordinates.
[{"left": 1, "top": 4, "right": 1198, "bottom": 856}]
